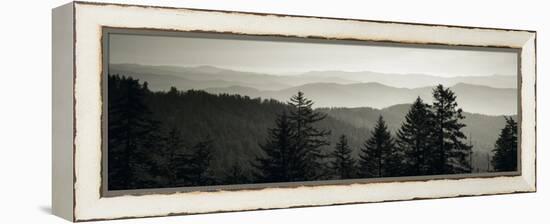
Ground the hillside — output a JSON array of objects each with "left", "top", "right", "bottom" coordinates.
[
  {"left": 141, "top": 89, "right": 510, "bottom": 175},
  {"left": 143, "top": 90, "right": 371, "bottom": 177}
]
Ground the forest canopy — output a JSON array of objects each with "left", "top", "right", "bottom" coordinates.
[{"left": 107, "top": 74, "right": 518, "bottom": 190}]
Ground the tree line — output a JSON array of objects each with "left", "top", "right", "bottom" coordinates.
[
  {"left": 107, "top": 74, "right": 518, "bottom": 190},
  {"left": 108, "top": 75, "right": 219, "bottom": 190},
  {"left": 253, "top": 85, "right": 517, "bottom": 181},
  {"left": 108, "top": 74, "right": 366, "bottom": 189}
]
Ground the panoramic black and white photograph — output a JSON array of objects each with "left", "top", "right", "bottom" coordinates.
[{"left": 106, "top": 31, "right": 519, "bottom": 191}]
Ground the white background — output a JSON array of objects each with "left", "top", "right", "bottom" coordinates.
[{"left": 0, "top": 0, "right": 546, "bottom": 223}]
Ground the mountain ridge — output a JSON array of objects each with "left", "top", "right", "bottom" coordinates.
[
  {"left": 205, "top": 82, "right": 516, "bottom": 115},
  {"left": 110, "top": 63, "right": 517, "bottom": 89},
  {"left": 109, "top": 64, "right": 517, "bottom": 115}
]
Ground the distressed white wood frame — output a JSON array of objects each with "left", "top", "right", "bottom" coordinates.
[{"left": 54, "top": 1, "right": 536, "bottom": 222}]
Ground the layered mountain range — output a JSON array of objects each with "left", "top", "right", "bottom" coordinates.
[{"left": 110, "top": 64, "right": 517, "bottom": 115}]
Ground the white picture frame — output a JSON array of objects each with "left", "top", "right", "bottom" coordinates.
[{"left": 52, "top": 1, "right": 536, "bottom": 221}]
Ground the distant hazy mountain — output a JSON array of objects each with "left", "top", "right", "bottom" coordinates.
[
  {"left": 206, "top": 82, "right": 517, "bottom": 115},
  {"left": 301, "top": 70, "right": 517, "bottom": 89},
  {"left": 109, "top": 64, "right": 355, "bottom": 91},
  {"left": 110, "top": 64, "right": 517, "bottom": 90},
  {"left": 111, "top": 64, "right": 516, "bottom": 115}
]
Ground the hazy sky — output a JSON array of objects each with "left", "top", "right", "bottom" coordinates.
[{"left": 109, "top": 34, "right": 518, "bottom": 77}]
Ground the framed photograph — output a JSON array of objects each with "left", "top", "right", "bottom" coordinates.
[{"left": 52, "top": 1, "right": 536, "bottom": 222}]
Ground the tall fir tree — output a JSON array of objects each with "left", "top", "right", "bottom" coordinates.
[
  {"left": 491, "top": 117, "right": 518, "bottom": 172},
  {"left": 359, "top": 116, "right": 397, "bottom": 177},
  {"left": 156, "top": 126, "right": 188, "bottom": 187},
  {"left": 107, "top": 75, "right": 161, "bottom": 190},
  {"left": 396, "top": 97, "right": 433, "bottom": 176},
  {"left": 288, "top": 91, "right": 331, "bottom": 181},
  {"left": 186, "top": 139, "right": 215, "bottom": 186},
  {"left": 253, "top": 111, "right": 298, "bottom": 182},
  {"left": 330, "top": 135, "right": 357, "bottom": 179},
  {"left": 429, "top": 84, "right": 472, "bottom": 174}
]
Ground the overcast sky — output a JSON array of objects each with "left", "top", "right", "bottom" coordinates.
[{"left": 109, "top": 33, "right": 518, "bottom": 77}]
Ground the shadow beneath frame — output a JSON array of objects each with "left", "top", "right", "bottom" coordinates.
[{"left": 38, "top": 205, "right": 52, "bottom": 214}]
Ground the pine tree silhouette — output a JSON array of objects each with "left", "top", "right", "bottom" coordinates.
[
  {"left": 359, "top": 116, "right": 396, "bottom": 178},
  {"left": 253, "top": 111, "right": 297, "bottom": 182},
  {"left": 491, "top": 117, "right": 518, "bottom": 172},
  {"left": 429, "top": 84, "right": 472, "bottom": 174},
  {"left": 186, "top": 139, "right": 215, "bottom": 186},
  {"left": 330, "top": 135, "right": 357, "bottom": 179},
  {"left": 158, "top": 126, "right": 188, "bottom": 187},
  {"left": 396, "top": 97, "right": 433, "bottom": 176},
  {"left": 288, "top": 91, "right": 331, "bottom": 181}
]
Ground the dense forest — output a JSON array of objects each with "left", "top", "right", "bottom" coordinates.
[{"left": 107, "top": 74, "right": 518, "bottom": 190}]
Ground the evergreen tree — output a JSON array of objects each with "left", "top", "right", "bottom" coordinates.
[
  {"left": 429, "top": 84, "right": 472, "bottom": 174},
  {"left": 330, "top": 135, "right": 356, "bottom": 179},
  {"left": 107, "top": 75, "right": 160, "bottom": 190},
  {"left": 157, "top": 127, "right": 188, "bottom": 187},
  {"left": 186, "top": 139, "right": 215, "bottom": 186},
  {"left": 491, "top": 117, "right": 518, "bottom": 172},
  {"left": 359, "top": 116, "right": 396, "bottom": 177},
  {"left": 396, "top": 97, "right": 433, "bottom": 176},
  {"left": 253, "top": 112, "right": 297, "bottom": 182},
  {"left": 288, "top": 91, "right": 331, "bottom": 181}
]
